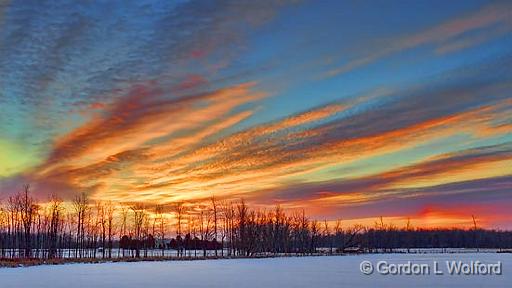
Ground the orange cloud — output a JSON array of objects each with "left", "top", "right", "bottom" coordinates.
[
  {"left": 19, "top": 72, "right": 512, "bottom": 226},
  {"left": 89, "top": 102, "right": 107, "bottom": 110},
  {"left": 38, "top": 82, "right": 263, "bottom": 176}
]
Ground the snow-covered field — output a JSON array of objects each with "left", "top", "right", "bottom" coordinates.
[{"left": 0, "top": 253, "right": 510, "bottom": 288}]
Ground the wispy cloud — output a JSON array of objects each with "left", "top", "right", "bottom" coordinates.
[
  {"left": 325, "top": 2, "right": 512, "bottom": 77},
  {"left": 0, "top": 0, "right": 293, "bottom": 167},
  {"left": 248, "top": 141, "right": 512, "bottom": 203},
  {"left": 0, "top": 1, "right": 511, "bottom": 228},
  {"left": 9, "top": 57, "right": 509, "bottom": 211}
]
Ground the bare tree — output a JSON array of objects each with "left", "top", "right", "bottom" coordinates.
[
  {"left": 95, "top": 201, "right": 106, "bottom": 258},
  {"left": 236, "top": 200, "right": 248, "bottom": 256},
  {"left": 20, "top": 185, "right": 36, "bottom": 258},
  {"left": 211, "top": 196, "right": 218, "bottom": 257},
  {"left": 155, "top": 205, "right": 166, "bottom": 256},
  {"left": 72, "top": 193, "right": 89, "bottom": 258},
  {"left": 310, "top": 220, "right": 319, "bottom": 254},
  {"left": 174, "top": 202, "right": 184, "bottom": 237},
  {"left": 1, "top": 190, "right": 510, "bottom": 262},
  {"left": 105, "top": 202, "right": 116, "bottom": 258},
  {"left": 119, "top": 206, "right": 129, "bottom": 257},
  {"left": 173, "top": 202, "right": 186, "bottom": 257},
  {"left": 472, "top": 214, "right": 480, "bottom": 252},
  {"left": 131, "top": 204, "right": 146, "bottom": 258},
  {"left": 47, "top": 196, "right": 63, "bottom": 259}
]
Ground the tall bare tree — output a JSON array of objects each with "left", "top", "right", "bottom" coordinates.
[
  {"left": 131, "top": 204, "right": 146, "bottom": 258},
  {"left": 72, "top": 193, "right": 89, "bottom": 258},
  {"left": 19, "top": 185, "right": 36, "bottom": 258},
  {"left": 211, "top": 196, "right": 218, "bottom": 257}
]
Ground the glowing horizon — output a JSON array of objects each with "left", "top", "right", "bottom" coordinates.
[{"left": 0, "top": 1, "right": 511, "bottom": 229}]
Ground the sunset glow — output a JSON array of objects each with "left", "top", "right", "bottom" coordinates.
[{"left": 0, "top": 1, "right": 511, "bottom": 229}]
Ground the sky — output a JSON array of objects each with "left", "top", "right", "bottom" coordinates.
[{"left": 0, "top": 0, "right": 511, "bottom": 229}]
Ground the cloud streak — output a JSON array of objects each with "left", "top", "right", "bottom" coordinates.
[
  {"left": 11, "top": 57, "right": 509, "bottom": 214},
  {"left": 1, "top": 1, "right": 511, "bottom": 228},
  {"left": 325, "top": 2, "right": 512, "bottom": 77}
]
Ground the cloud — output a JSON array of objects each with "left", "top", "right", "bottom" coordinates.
[
  {"left": 35, "top": 81, "right": 265, "bottom": 180},
  {"left": 4, "top": 54, "right": 506, "bottom": 208},
  {"left": 325, "top": 2, "right": 512, "bottom": 77},
  {"left": 0, "top": 0, "right": 9, "bottom": 26},
  {"left": 0, "top": 0, "right": 294, "bottom": 171},
  {"left": 248, "top": 141, "right": 512, "bottom": 204},
  {"left": 270, "top": 175, "right": 512, "bottom": 228},
  {"left": 0, "top": 1, "right": 511, "bottom": 229},
  {"left": 435, "top": 23, "right": 512, "bottom": 54}
]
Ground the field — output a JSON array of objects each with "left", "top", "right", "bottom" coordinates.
[{"left": 0, "top": 253, "right": 510, "bottom": 288}]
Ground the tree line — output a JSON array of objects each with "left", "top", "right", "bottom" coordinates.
[{"left": 0, "top": 185, "right": 511, "bottom": 260}]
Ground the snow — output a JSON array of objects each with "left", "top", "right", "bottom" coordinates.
[{"left": 0, "top": 253, "right": 510, "bottom": 288}]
